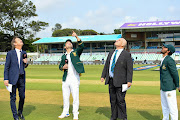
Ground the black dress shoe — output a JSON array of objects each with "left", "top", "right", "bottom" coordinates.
[
  {"left": 123, "top": 118, "right": 127, "bottom": 120},
  {"left": 18, "top": 113, "right": 25, "bottom": 120}
]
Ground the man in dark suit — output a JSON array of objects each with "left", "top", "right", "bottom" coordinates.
[
  {"left": 4, "top": 36, "right": 28, "bottom": 120},
  {"left": 101, "top": 38, "right": 133, "bottom": 120}
]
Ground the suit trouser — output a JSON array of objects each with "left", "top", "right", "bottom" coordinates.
[
  {"left": 10, "top": 75, "right": 25, "bottom": 119},
  {"left": 109, "top": 78, "right": 127, "bottom": 119},
  {"left": 62, "top": 78, "right": 80, "bottom": 116},
  {"left": 160, "top": 90, "right": 178, "bottom": 120}
]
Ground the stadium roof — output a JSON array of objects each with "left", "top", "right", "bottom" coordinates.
[
  {"left": 120, "top": 20, "right": 180, "bottom": 29},
  {"left": 32, "top": 34, "right": 122, "bottom": 44}
]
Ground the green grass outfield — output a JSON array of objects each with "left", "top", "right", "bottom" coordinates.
[{"left": 0, "top": 65, "right": 180, "bottom": 120}]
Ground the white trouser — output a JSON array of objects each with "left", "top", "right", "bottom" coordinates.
[
  {"left": 62, "top": 76, "right": 80, "bottom": 116},
  {"left": 160, "top": 90, "right": 178, "bottom": 120}
]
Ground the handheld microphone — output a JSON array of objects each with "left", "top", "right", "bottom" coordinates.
[
  {"left": 64, "top": 59, "right": 68, "bottom": 70},
  {"left": 23, "top": 53, "right": 27, "bottom": 59},
  {"left": 65, "top": 59, "right": 68, "bottom": 64}
]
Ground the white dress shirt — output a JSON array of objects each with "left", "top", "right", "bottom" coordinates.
[
  {"left": 65, "top": 49, "right": 80, "bottom": 81},
  {"left": 109, "top": 49, "right": 123, "bottom": 78},
  {"left": 161, "top": 55, "right": 167, "bottom": 66},
  {"left": 15, "top": 48, "right": 22, "bottom": 68}
]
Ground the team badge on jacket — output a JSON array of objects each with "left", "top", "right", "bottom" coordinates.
[
  {"left": 73, "top": 52, "right": 77, "bottom": 56},
  {"left": 162, "top": 65, "right": 166, "bottom": 70}
]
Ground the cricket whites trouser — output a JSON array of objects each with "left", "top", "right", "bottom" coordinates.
[
  {"left": 160, "top": 90, "right": 178, "bottom": 120},
  {"left": 62, "top": 77, "right": 80, "bottom": 116}
]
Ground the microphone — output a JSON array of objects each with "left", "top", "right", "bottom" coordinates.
[
  {"left": 22, "top": 53, "right": 28, "bottom": 67},
  {"left": 65, "top": 59, "right": 68, "bottom": 64},
  {"left": 22, "top": 53, "right": 27, "bottom": 59},
  {"left": 64, "top": 59, "right": 68, "bottom": 70}
]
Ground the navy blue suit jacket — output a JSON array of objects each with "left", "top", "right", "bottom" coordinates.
[{"left": 4, "top": 50, "right": 28, "bottom": 85}]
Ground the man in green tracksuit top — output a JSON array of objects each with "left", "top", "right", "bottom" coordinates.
[
  {"left": 160, "top": 43, "right": 180, "bottom": 120},
  {"left": 58, "top": 31, "right": 85, "bottom": 120}
]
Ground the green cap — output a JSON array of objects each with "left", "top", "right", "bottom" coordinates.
[
  {"left": 64, "top": 39, "right": 73, "bottom": 47},
  {"left": 65, "top": 39, "right": 73, "bottom": 44},
  {"left": 163, "top": 43, "right": 175, "bottom": 54}
]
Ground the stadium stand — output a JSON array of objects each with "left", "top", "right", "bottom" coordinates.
[
  {"left": 1, "top": 50, "right": 180, "bottom": 65},
  {"left": 131, "top": 46, "right": 141, "bottom": 49},
  {"left": 30, "top": 51, "right": 180, "bottom": 65},
  {"left": 34, "top": 52, "right": 108, "bottom": 62},
  {"left": 146, "top": 46, "right": 158, "bottom": 49},
  {"left": 2, "top": 20, "right": 180, "bottom": 65}
]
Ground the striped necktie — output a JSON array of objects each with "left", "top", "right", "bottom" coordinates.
[{"left": 111, "top": 50, "right": 118, "bottom": 73}]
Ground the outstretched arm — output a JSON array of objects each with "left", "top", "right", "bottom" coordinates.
[
  {"left": 72, "top": 31, "right": 84, "bottom": 56},
  {"left": 72, "top": 30, "right": 81, "bottom": 41}
]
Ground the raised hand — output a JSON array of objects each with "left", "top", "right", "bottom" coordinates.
[{"left": 72, "top": 30, "right": 77, "bottom": 37}]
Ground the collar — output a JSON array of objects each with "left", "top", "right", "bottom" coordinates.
[
  {"left": 162, "top": 55, "right": 168, "bottom": 59},
  {"left": 15, "top": 48, "right": 22, "bottom": 53},
  {"left": 65, "top": 49, "right": 74, "bottom": 55},
  {"left": 115, "top": 49, "right": 123, "bottom": 53}
]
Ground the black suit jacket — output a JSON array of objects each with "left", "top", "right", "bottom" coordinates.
[{"left": 101, "top": 49, "right": 133, "bottom": 87}]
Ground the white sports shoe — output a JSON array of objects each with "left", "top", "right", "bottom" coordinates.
[
  {"left": 73, "top": 114, "right": 78, "bottom": 120},
  {"left": 58, "top": 113, "right": 70, "bottom": 119}
]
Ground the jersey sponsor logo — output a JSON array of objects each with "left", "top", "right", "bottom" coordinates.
[{"left": 127, "top": 24, "right": 137, "bottom": 26}]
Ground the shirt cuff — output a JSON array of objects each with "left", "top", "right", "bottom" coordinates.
[{"left": 78, "top": 40, "right": 83, "bottom": 45}]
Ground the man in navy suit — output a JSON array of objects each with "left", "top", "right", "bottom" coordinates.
[{"left": 4, "top": 36, "right": 28, "bottom": 120}]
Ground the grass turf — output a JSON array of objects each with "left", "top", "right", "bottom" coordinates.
[
  {"left": 0, "top": 65, "right": 180, "bottom": 120},
  {"left": 0, "top": 101, "right": 166, "bottom": 120}
]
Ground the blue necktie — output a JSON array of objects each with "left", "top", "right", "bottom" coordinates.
[
  {"left": 19, "top": 51, "right": 24, "bottom": 74},
  {"left": 111, "top": 50, "right": 118, "bottom": 73}
]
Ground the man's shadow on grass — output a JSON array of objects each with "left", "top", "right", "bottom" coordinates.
[
  {"left": 95, "top": 107, "right": 111, "bottom": 119},
  {"left": 23, "top": 105, "right": 36, "bottom": 116},
  {"left": 138, "top": 111, "right": 161, "bottom": 120},
  {"left": 95, "top": 108, "right": 162, "bottom": 120},
  {"left": 60, "top": 105, "right": 82, "bottom": 113}
]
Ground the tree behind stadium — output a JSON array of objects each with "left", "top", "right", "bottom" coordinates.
[
  {"left": 0, "top": 0, "right": 48, "bottom": 38},
  {"left": 52, "top": 28, "right": 98, "bottom": 37}
]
